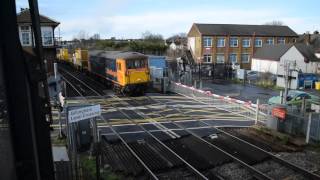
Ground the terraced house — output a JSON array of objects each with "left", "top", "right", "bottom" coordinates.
[{"left": 187, "top": 23, "right": 298, "bottom": 69}]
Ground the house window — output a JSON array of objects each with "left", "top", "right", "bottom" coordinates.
[
  {"left": 20, "top": 26, "right": 31, "bottom": 46},
  {"left": 266, "top": 37, "right": 274, "bottom": 45},
  {"left": 229, "top": 53, "right": 237, "bottom": 64},
  {"left": 217, "top": 37, "right": 225, "bottom": 47},
  {"left": 241, "top": 53, "right": 250, "bottom": 63},
  {"left": 203, "top": 54, "right": 212, "bottom": 63},
  {"left": 216, "top": 54, "right": 225, "bottom": 63},
  {"left": 229, "top": 37, "right": 238, "bottom": 47},
  {"left": 254, "top": 38, "right": 263, "bottom": 47},
  {"left": 242, "top": 38, "right": 251, "bottom": 48},
  {"left": 41, "top": 27, "right": 53, "bottom": 46},
  {"left": 203, "top": 37, "right": 212, "bottom": 47},
  {"left": 277, "top": 37, "right": 285, "bottom": 44}
]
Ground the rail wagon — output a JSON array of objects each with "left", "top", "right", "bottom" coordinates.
[
  {"left": 74, "top": 48, "right": 89, "bottom": 71},
  {"left": 88, "top": 51, "right": 150, "bottom": 95},
  {"left": 56, "top": 48, "right": 70, "bottom": 62}
]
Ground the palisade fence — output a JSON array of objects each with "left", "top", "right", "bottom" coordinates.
[
  {"left": 279, "top": 112, "right": 320, "bottom": 142},
  {"left": 169, "top": 81, "right": 269, "bottom": 123}
]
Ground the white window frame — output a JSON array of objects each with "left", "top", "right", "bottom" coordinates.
[
  {"left": 241, "top": 53, "right": 250, "bottom": 63},
  {"left": 217, "top": 37, "right": 225, "bottom": 47},
  {"left": 229, "top": 53, "right": 237, "bottom": 64},
  {"left": 216, "top": 53, "right": 225, "bottom": 64},
  {"left": 41, "top": 26, "right": 54, "bottom": 46},
  {"left": 266, "top": 37, "right": 274, "bottom": 45},
  {"left": 277, "top": 37, "right": 285, "bottom": 44},
  {"left": 254, "top": 38, "right": 263, "bottom": 47},
  {"left": 242, "top": 38, "right": 251, "bottom": 48},
  {"left": 229, "top": 37, "right": 238, "bottom": 47},
  {"left": 203, "top": 54, "right": 212, "bottom": 63},
  {"left": 19, "top": 25, "right": 32, "bottom": 46},
  {"left": 203, "top": 37, "right": 212, "bottom": 47}
]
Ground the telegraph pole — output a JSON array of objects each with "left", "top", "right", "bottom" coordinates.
[{"left": 283, "top": 61, "right": 290, "bottom": 104}]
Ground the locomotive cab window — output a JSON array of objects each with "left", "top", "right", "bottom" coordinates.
[{"left": 127, "top": 59, "right": 146, "bottom": 69}]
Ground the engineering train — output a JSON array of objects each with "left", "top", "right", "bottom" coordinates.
[{"left": 57, "top": 48, "right": 151, "bottom": 95}]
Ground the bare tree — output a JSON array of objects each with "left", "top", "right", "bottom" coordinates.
[
  {"left": 90, "top": 33, "right": 100, "bottom": 40},
  {"left": 142, "top": 31, "right": 164, "bottom": 43},
  {"left": 264, "top": 20, "right": 285, "bottom": 26},
  {"left": 76, "top": 30, "right": 89, "bottom": 40}
]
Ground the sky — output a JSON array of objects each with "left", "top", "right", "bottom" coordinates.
[{"left": 16, "top": 0, "right": 320, "bottom": 40}]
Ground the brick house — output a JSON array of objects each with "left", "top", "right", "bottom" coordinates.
[
  {"left": 187, "top": 23, "right": 298, "bottom": 70},
  {"left": 17, "top": 8, "right": 60, "bottom": 75}
]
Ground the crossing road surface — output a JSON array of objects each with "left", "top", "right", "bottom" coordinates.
[{"left": 53, "top": 93, "right": 256, "bottom": 138}]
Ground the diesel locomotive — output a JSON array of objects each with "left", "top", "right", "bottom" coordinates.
[{"left": 88, "top": 51, "right": 150, "bottom": 95}]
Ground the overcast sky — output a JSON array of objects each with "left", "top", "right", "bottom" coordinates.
[{"left": 16, "top": 0, "right": 320, "bottom": 40}]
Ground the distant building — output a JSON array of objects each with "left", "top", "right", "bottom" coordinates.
[
  {"left": 166, "top": 36, "right": 187, "bottom": 51},
  {"left": 187, "top": 23, "right": 298, "bottom": 69},
  {"left": 252, "top": 43, "right": 320, "bottom": 89},
  {"left": 17, "top": 8, "right": 60, "bottom": 75}
]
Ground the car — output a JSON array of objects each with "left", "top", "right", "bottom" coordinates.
[
  {"left": 246, "top": 71, "right": 259, "bottom": 81},
  {"left": 268, "top": 90, "right": 320, "bottom": 106}
]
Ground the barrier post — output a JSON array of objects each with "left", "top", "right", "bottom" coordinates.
[{"left": 255, "top": 99, "right": 260, "bottom": 125}]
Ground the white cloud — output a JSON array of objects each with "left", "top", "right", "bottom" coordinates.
[{"left": 58, "top": 7, "right": 318, "bottom": 40}]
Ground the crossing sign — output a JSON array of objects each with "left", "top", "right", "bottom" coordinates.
[{"left": 68, "top": 104, "right": 101, "bottom": 123}]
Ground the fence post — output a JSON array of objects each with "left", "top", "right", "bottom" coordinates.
[
  {"left": 280, "top": 90, "right": 283, "bottom": 104},
  {"left": 300, "top": 97, "right": 306, "bottom": 116},
  {"left": 306, "top": 113, "right": 312, "bottom": 144},
  {"left": 255, "top": 99, "right": 260, "bottom": 125}
]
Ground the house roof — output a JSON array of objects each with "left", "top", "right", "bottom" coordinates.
[
  {"left": 17, "top": 9, "right": 60, "bottom": 27},
  {"left": 193, "top": 23, "right": 298, "bottom": 37},
  {"left": 252, "top": 44, "right": 292, "bottom": 61},
  {"left": 294, "top": 43, "right": 320, "bottom": 62},
  {"left": 253, "top": 43, "right": 320, "bottom": 62}
]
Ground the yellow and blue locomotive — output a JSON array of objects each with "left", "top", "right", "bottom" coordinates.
[{"left": 88, "top": 51, "right": 150, "bottom": 95}]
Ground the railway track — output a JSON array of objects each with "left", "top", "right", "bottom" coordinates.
[
  {"left": 58, "top": 66, "right": 209, "bottom": 179},
  {"left": 58, "top": 65, "right": 320, "bottom": 180},
  {"left": 123, "top": 95, "right": 320, "bottom": 180}
]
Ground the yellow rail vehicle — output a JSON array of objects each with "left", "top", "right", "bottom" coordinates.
[
  {"left": 74, "top": 48, "right": 89, "bottom": 70},
  {"left": 88, "top": 51, "right": 150, "bottom": 95},
  {"left": 57, "top": 48, "right": 70, "bottom": 62}
]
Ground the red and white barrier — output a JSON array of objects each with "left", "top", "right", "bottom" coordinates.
[{"left": 174, "top": 82, "right": 263, "bottom": 110}]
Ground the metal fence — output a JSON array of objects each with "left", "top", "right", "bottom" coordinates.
[
  {"left": 169, "top": 82, "right": 269, "bottom": 123},
  {"left": 309, "top": 113, "right": 320, "bottom": 142}
]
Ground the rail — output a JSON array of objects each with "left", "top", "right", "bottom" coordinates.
[{"left": 59, "top": 67, "right": 208, "bottom": 179}]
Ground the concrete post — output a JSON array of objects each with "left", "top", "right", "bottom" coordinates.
[
  {"left": 200, "top": 80, "right": 203, "bottom": 89},
  {"left": 194, "top": 80, "right": 197, "bottom": 88},
  {"left": 280, "top": 90, "right": 283, "bottom": 104},
  {"left": 306, "top": 113, "right": 312, "bottom": 144},
  {"left": 300, "top": 97, "right": 306, "bottom": 116},
  {"left": 255, "top": 99, "right": 260, "bottom": 125},
  {"left": 54, "top": 62, "right": 58, "bottom": 80}
]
